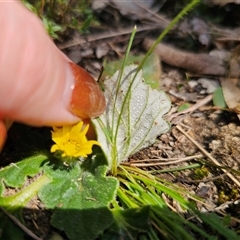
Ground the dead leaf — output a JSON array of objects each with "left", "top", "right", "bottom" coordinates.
[
  {"left": 190, "top": 18, "right": 211, "bottom": 46},
  {"left": 220, "top": 77, "right": 240, "bottom": 118},
  {"left": 229, "top": 44, "right": 240, "bottom": 78},
  {"left": 204, "top": 0, "right": 240, "bottom": 6},
  {"left": 178, "top": 18, "right": 211, "bottom": 46},
  {"left": 198, "top": 78, "right": 220, "bottom": 94},
  {"left": 95, "top": 43, "right": 110, "bottom": 59},
  {"left": 110, "top": 0, "right": 164, "bottom": 19}
]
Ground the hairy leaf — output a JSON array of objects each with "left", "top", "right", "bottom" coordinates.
[
  {"left": 39, "top": 153, "right": 118, "bottom": 240},
  {"left": 93, "top": 65, "right": 171, "bottom": 168}
]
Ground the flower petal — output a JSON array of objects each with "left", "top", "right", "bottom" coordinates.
[
  {"left": 82, "top": 124, "right": 89, "bottom": 136},
  {"left": 71, "top": 121, "right": 83, "bottom": 135},
  {"left": 50, "top": 144, "right": 59, "bottom": 153}
]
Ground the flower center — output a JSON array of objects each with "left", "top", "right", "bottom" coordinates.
[{"left": 65, "top": 140, "right": 81, "bottom": 155}]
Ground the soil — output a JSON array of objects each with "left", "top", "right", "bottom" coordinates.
[{"left": 1, "top": 1, "right": 240, "bottom": 239}]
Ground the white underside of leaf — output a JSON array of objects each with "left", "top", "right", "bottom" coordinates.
[{"left": 93, "top": 65, "right": 171, "bottom": 167}]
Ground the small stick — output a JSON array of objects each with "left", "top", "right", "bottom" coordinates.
[
  {"left": 180, "top": 173, "right": 227, "bottom": 184},
  {"left": 0, "top": 207, "right": 42, "bottom": 240},
  {"left": 167, "top": 94, "right": 213, "bottom": 122},
  {"left": 58, "top": 24, "right": 160, "bottom": 50}
]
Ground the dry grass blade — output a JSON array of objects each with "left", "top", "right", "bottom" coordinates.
[{"left": 126, "top": 154, "right": 203, "bottom": 167}]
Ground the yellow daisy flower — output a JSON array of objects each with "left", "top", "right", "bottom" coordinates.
[{"left": 51, "top": 121, "right": 100, "bottom": 158}]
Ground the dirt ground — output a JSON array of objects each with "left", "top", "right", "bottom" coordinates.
[{"left": 1, "top": 1, "right": 240, "bottom": 239}]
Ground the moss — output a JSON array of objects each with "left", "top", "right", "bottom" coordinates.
[{"left": 22, "top": 0, "right": 96, "bottom": 38}]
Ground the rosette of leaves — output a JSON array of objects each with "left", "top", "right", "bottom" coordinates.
[{"left": 0, "top": 123, "right": 118, "bottom": 240}]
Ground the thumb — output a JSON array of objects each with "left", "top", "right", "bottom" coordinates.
[
  {"left": 0, "top": 1, "right": 106, "bottom": 150},
  {"left": 0, "top": 1, "right": 106, "bottom": 126}
]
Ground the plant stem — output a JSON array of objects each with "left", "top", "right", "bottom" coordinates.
[
  {"left": 111, "top": 26, "right": 137, "bottom": 175},
  {"left": 0, "top": 174, "right": 51, "bottom": 210}
]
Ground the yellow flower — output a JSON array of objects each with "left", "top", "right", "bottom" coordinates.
[{"left": 51, "top": 121, "right": 100, "bottom": 158}]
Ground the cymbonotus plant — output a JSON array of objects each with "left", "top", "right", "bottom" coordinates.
[{"left": 1, "top": 0, "right": 239, "bottom": 239}]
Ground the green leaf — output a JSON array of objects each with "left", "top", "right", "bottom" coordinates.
[
  {"left": 0, "top": 155, "right": 49, "bottom": 240},
  {"left": 142, "top": 52, "right": 161, "bottom": 89},
  {"left": 103, "top": 53, "right": 161, "bottom": 89},
  {"left": 102, "top": 55, "right": 141, "bottom": 78},
  {"left": 0, "top": 154, "right": 47, "bottom": 189},
  {"left": 42, "top": 17, "right": 62, "bottom": 39},
  {"left": 0, "top": 154, "right": 49, "bottom": 211},
  {"left": 177, "top": 103, "right": 191, "bottom": 112},
  {"left": 101, "top": 206, "right": 150, "bottom": 240},
  {"left": 213, "top": 87, "right": 226, "bottom": 108},
  {"left": 195, "top": 212, "right": 240, "bottom": 239},
  {"left": 39, "top": 153, "right": 118, "bottom": 240},
  {"left": 93, "top": 65, "right": 171, "bottom": 169}
]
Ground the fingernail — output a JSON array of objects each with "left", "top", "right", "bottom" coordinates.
[
  {"left": 69, "top": 62, "right": 106, "bottom": 119},
  {"left": 0, "top": 120, "right": 7, "bottom": 152}
]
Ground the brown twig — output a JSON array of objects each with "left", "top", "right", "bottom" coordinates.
[
  {"left": 143, "top": 38, "right": 227, "bottom": 76},
  {"left": 0, "top": 207, "right": 42, "bottom": 240},
  {"left": 167, "top": 94, "right": 213, "bottom": 122},
  {"left": 180, "top": 173, "right": 227, "bottom": 184},
  {"left": 58, "top": 25, "right": 161, "bottom": 50}
]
